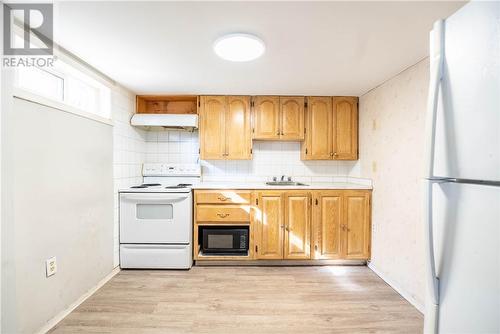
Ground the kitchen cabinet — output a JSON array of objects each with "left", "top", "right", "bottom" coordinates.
[
  {"left": 193, "top": 190, "right": 254, "bottom": 260},
  {"left": 301, "top": 96, "right": 358, "bottom": 160},
  {"left": 301, "top": 97, "right": 332, "bottom": 159},
  {"left": 343, "top": 191, "right": 371, "bottom": 259},
  {"left": 194, "top": 188, "right": 370, "bottom": 262},
  {"left": 136, "top": 95, "right": 197, "bottom": 114},
  {"left": 280, "top": 97, "right": 305, "bottom": 140},
  {"left": 252, "top": 96, "right": 305, "bottom": 141},
  {"left": 312, "top": 190, "right": 370, "bottom": 260},
  {"left": 284, "top": 191, "right": 311, "bottom": 259},
  {"left": 252, "top": 96, "right": 280, "bottom": 140},
  {"left": 254, "top": 190, "right": 311, "bottom": 260},
  {"left": 199, "top": 96, "right": 226, "bottom": 159},
  {"left": 333, "top": 97, "right": 358, "bottom": 160},
  {"left": 312, "top": 191, "right": 343, "bottom": 259},
  {"left": 254, "top": 191, "right": 284, "bottom": 259},
  {"left": 199, "top": 96, "right": 252, "bottom": 160}
]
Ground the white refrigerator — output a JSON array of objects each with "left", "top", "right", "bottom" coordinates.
[{"left": 424, "top": 2, "right": 500, "bottom": 333}]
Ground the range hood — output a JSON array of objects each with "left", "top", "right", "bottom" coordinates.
[{"left": 130, "top": 114, "right": 198, "bottom": 130}]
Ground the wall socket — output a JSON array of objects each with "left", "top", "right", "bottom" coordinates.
[{"left": 46, "top": 257, "right": 57, "bottom": 277}]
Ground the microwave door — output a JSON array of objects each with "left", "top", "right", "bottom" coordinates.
[{"left": 201, "top": 227, "right": 249, "bottom": 255}]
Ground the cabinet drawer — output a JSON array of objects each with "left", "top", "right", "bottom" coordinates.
[
  {"left": 196, "top": 205, "right": 250, "bottom": 222},
  {"left": 195, "top": 191, "right": 251, "bottom": 204}
]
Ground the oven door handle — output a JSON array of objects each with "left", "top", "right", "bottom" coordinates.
[{"left": 120, "top": 194, "right": 190, "bottom": 202}]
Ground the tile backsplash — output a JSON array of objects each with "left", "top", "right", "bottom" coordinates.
[
  {"left": 112, "top": 86, "right": 146, "bottom": 266},
  {"left": 144, "top": 129, "right": 362, "bottom": 182}
]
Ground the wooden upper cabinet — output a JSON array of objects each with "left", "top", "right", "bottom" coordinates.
[
  {"left": 343, "top": 191, "right": 371, "bottom": 259},
  {"left": 280, "top": 97, "right": 305, "bottom": 140},
  {"left": 255, "top": 192, "right": 284, "bottom": 259},
  {"left": 136, "top": 95, "right": 197, "bottom": 114},
  {"left": 253, "top": 96, "right": 280, "bottom": 140},
  {"left": 301, "top": 97, "right": 332, "bottom": 160},
  {"left": 252, "top": 96, "right": 304, "bottom": 141},
  {"left": 226, "top": 96, "right": 252, "bottom": 159},
  {"left": 312, "top": 191, "right": 343, "bottom": 259},
  {"left": 333, "top": 97, "right": 358, "bottom": 160},
  {"left": 199, "top": 96, "right": 226, "bottom": 160},
  {"left": 284, "top": 191, "right": 311, "bottom": 260},
  {"left": 199, "top": 96, "right": 252, "bottom": 160},
  {"left": 302, "top": 96, "right": 358, "bottom": 161}
]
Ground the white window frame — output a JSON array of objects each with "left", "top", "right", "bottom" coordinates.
[{"left": 11, "top": 23, "right": 114, "bottom": 126}]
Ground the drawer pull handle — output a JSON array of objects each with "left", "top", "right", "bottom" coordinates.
[
  {"left": 217, "top": 196, "right": 229, "bottom": 201},
  {"left": 217, "top": 213, "right": 230, "bottom": 218}
]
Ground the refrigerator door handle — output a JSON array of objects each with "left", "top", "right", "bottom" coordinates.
[
  {"left": 424, "top": 19, "right": 445, "bottom": 179},
  {"left": 424, "top": 19, "right": 444, "bottom": 334},
  {"left": 424, "top": 180, "right": 440, "bottom": 334}
]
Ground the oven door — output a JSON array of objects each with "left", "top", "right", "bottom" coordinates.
[{"left": 120, "top": 192, "right": 191, "bottom": 244}]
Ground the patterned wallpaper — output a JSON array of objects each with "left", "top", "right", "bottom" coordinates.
[{"left": 359, "top": 58, "right": 430, "bottom": 311}]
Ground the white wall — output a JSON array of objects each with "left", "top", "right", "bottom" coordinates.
[
  {"left": 359, "top": 59, "right": 429, "bottom": 311},
  {"left": 145, "top": 130, "right": 363, "bottom": 183},
  {"left": 111, "top": 87, "right": 146, "bottom": 266},
  {"left": 1, "top": 98, "right": 114, "bottom": 334}
]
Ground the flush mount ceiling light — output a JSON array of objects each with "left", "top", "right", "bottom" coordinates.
[{"left": 213, "top": 34, "right": 265, "bottom": 62}]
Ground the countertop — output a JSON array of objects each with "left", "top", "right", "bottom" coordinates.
[{"left": 190, "top": 182, "right": 372, "bottom": 190}]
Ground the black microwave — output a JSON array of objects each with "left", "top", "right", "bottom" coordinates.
[{"left": 200, "top": 226, "right": 249, "bottom": 256}]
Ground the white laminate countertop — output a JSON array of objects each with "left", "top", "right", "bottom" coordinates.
[{"left": 191, "top": 182, "right": 372, "bottom": 190}]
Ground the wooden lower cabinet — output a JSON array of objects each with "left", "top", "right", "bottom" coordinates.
[
  {"left": 312, "top": 191, "right": 343, "bottom": 259},
  {"left": 254, "top": 191, "right": 284, "bottom": 259},
  {"left": 194, "top": 189, "right": 371, "bottom": 262},
  {"left": 254, "top": 191, "right": 311, "bottom": 260},
  {"left": 284, "top": 191, "right": 311, "bottom": 259},
  {"left": 312, "top": 190, "right": 371, "bottom": 260},
  {"left": 343, "top": 191, "right": 371, "bottom": 259}
]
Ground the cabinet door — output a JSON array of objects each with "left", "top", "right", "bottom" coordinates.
[
  {"left": 284, "top": 191, "right": 311, "bottom": 259},
  {"left": 333, "top": 97, "right": 358, "bottom": 160},
  {"left": 312, "top": 191, "right": 342, "bottom": 259},
  {"left": 255, "top": 191, "right": 283, "bottom": 259},
  {"left": 342, "top": 191, "right": 371, "bottom": 259},
  {"left": 199, "top": 96, "right": 226, "bottom": 160},
  {"left": 301, "top": 97, "right": 332, "bottom": 160},
  {"left": 253, "top": 96, "right": 280, "bottom": 140},
  {"left": 280, "top": 97, "right": 305, "bottom": 140},
  {"left": 226, "top": 96, "right": 252, "bottom": 159}
]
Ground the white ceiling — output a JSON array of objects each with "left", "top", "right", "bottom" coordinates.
[{"left": 55, "top": 1, "right": 465, "bottom": 96}]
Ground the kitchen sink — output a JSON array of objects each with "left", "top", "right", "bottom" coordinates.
[{"left": 265, "top": 181, "right": 309, "bottom": 186}]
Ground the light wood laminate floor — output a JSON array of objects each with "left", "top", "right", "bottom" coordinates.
[{"left": 49, "top": 266, "right": 423, "bottom": 333}]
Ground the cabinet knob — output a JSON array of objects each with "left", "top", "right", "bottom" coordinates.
[
  {"left": 333, "top": 152, "right": 338, "bottom": 157},
  {"left": 216, "top": 213, "right": 230, "bottom": 218},
  {"left": 217, "top": 196, "right": 228, "bottom": 201},
  {"left": 314, "top": 245, "right": 318, "bottom": 251},
  {"left": 276, "top": 131, "right": 280, "bottom": 136}
]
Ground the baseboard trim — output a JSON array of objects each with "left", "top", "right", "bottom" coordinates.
[
  {"left": 368, "top": 262, "right": 424, "bottom": 314},
  {"left": 36, "top": 266, "right": 121, "bottom": 334},
  {"left": 195, "top": 259, "right": 366, "bottom": 266}
]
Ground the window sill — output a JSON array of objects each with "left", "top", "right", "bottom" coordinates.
[{"left": 13, "top": 87, "right": 114, "bottom": 126}]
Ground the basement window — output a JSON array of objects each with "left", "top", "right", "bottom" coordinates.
[{"left": 14, "top": 59, "right": 111, "bottom": 122}]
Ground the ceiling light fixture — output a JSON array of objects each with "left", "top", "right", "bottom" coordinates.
[{"left": 213, "top": 33, "right": 265, "bottom": 62}]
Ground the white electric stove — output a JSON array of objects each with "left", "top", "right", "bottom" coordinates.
[{"left": 119, "top": 163, "right": 200, "bottom": 269}]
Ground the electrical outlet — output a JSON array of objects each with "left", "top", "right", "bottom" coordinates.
[{"left": 46, "top": 257, "right": 57, "bottom": 277}]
